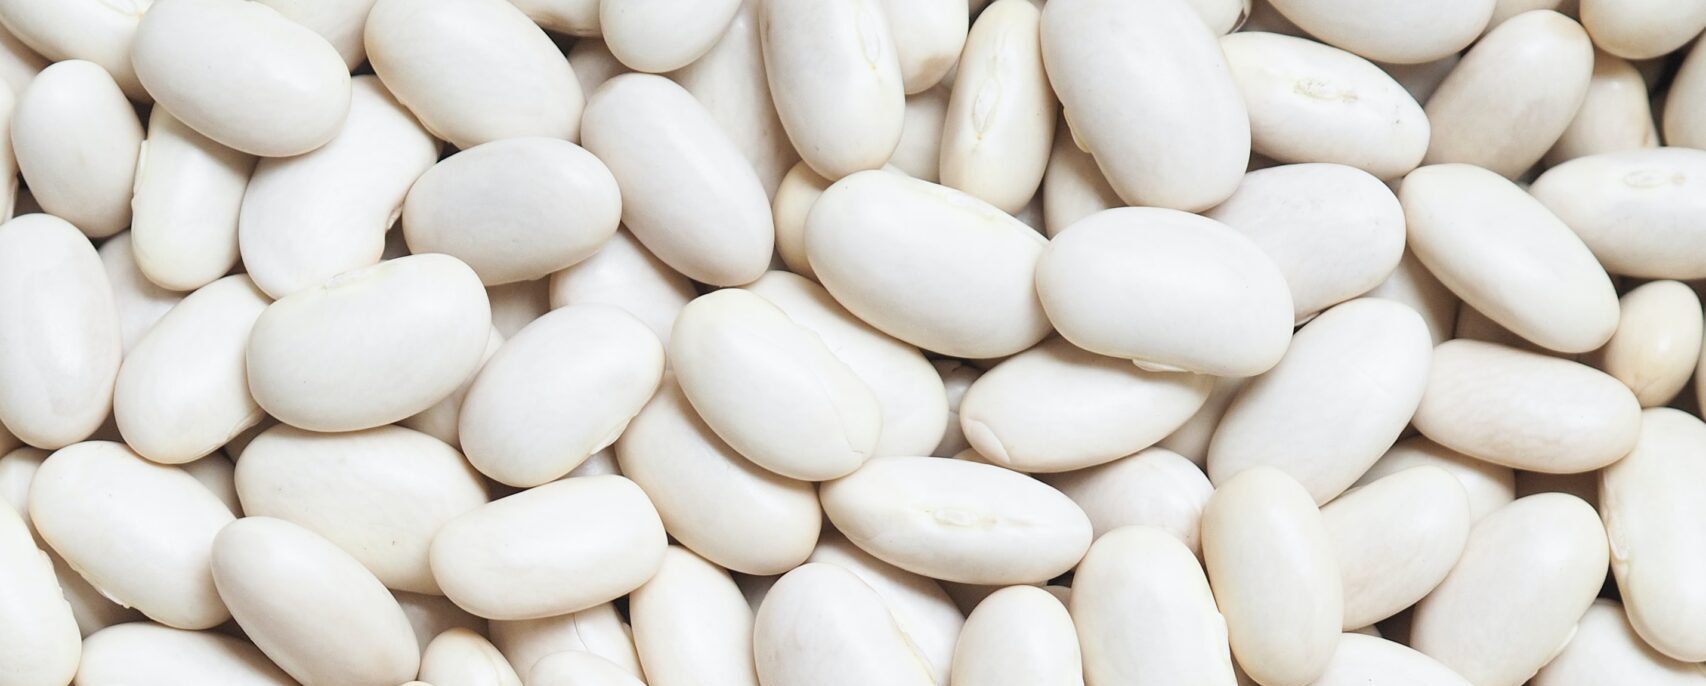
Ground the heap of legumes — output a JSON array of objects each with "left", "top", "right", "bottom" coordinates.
[{"left": 1, "top": 0, "right": 1705, "bottom": 683}]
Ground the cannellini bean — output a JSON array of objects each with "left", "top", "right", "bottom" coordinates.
[
  {"left": 568, "top": 39, "right": 628, "bottom": 96},
  {"left": 891, "top": 86, "right": 949, "bottom": 182},
  {"left": 760, "top": 0, "right": 905, "bottom": 179},
  {"left": 99, "top": 230, "right": 183, "bottom": 353},
  {"left": 130, "top": 107, "right": 256, "bottom": 292},
  {"left": 1532, "top": 600, "right": 1706, "bottom": 686},
  {"left": 1579, "top": 0, "right": 1706, "bottom": 60},
  {"left": 396, "top": 590, "right": 488, "bottom": 654},
  {"left": 0, "top": 502, "right": 78, "bottom": 686},
  {"left": 0, "top": 22, "right": 41, "bottom": 97},
  {"left": 1366, "top": 250, "right": 1461, "bottom": 346},
  {"left": 529, "top": 651, "right": 647, "bottom": 686},
  {"left": 1310, "top": 633, "right": 1473, "bottom": 686},
  {"left": 11, "top": 59, "right": 140, "bottom": 239},
  {"left": 509, "top": 0, "right": 599, "bottom": 35},
  {"left": 880, "top": 0, "right": 967, "bottom": 94},
  {"left": 629, "top": 546, "right": 759, "bottom": 686},
  {"left": 1544, "top": 51, "right": 1658, "bottom": 165},
  {"left": 1531, "top": 147, "right": 1706, "bottom": 279},
  {"left": 808, "top": 528, "right": 965, "bottom": 685},
  {"left": 953, "top": 585, "right": 1081, "bottom": 686},
  {"left": 419, "top": 628, "right": 521, "bottom": 686},
  {"left": 1666, "top": 38, "right": 1706, "bottom": 149},
  {"left": 75, "top": 622, "right": 295, "bottom": 686},
  {"left": 669, "top": 0, "right": 798, "bottom": 197},
  {"left": 486, "top": 278, "right": 551, "bottom": 338},
  {"left": 1263, "top": 0, "right": 1492, "bottom": 64},
  {"left": 600, "top": 0, "right": 739, "bottom": 73},
  {"left": 1587, "top": 281, "right": 1703, "bottom": 406},
  {"left": 489, "top": 604, "right": 642, "bottom": 679},
  {"left": 547, "top": 229, "right": 694, "bottom": 348},
  {"left": 1041, "top": 447, "right": 1214, "bottom": 554},
  {"left": 1600, "top": 408, "right": 1706, "bottom": 661},
  {"left": 1360, "top": 436, "right": 1516, "bottom": 522},
  {"left": 1039, "top": 121, "right": 1121, "bottom": 238},
  {"left": 939, "top": 0, "right": 1057, "bottom": 214},
  {"left": 253, "top": 0, "right": 378, "bottom": 69},
  {"left": 0, "top": 0, "right": 148, "bottom": 99},
  {"left": 1324, "top": 466, "right": 1472, "bottom": 630},
  {"left": 400, "top": 327, "right": 504, "bottom": 447},
  {"left": 1071, "top": 526, "right": 1237, "bottom": 685},
  {"left": 752, "top": 563, "right": 937, "bottom": 686}
]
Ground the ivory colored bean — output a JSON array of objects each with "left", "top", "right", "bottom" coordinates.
[
  {"left": 1533, "top": 600, "right": 1706, "bottom": 686},
  {"left": 366, "top": 0, "right": 582, "bottom": 149},
  {"left": 821, "top": 456, "right": 1093, "bottom": 585},
  {"left": 1381, "top": 55, "right": 1460, "bottom": 103},
  {"left": 630, "top": 547, "right": 759, "bottom": 686},
  {"left": 239, "top": 76, "right": 439, "bottom": 299},
  {"left": 12, "top": 60, "right": 140, "bottom": 239},
  {"left": 960, "top": 337, "right": 1211, "bottom": 473},
  {"left": 808, "top": 528, "right": 965, "bottom": 685},
  {"left": 940, "top": 0, "right": 1057, "bottom": 213},
  {"left": 0, "top": 0, "right": 145, "bottom": 100},
  {"left": 1413, "top": 340, "right": 1640, "bottom": 472},
  {"left": 671, "top": 289, "right": 879, "bottom": 480},
  {"left": 749, "top": 271, "right": 949, "bottom": 457},
  {"left": 1600, "top": 409, "right": 1706, "bottom": 661},
  {"left": 401, "top": 327, "right": 503, "bottom": 447},
  {"left": 460, "top": 305, "right": 662, "bottom": 486},
  {"left": 75, "top": 622, "right": 295, "bottom": 686},
  {"left": 547, "top": 229, "right": 694, "bottom": 348},
  {"left": 760, "top": 0, "right": 905, "bottom": 179},
  {"left": 1221, "top": 33, "right": 1429, "bottom": 180},
  {"left": 245, "top": 253, "right": 491, "bottom": 432},
  {"left": 1361, "top": 436, "right": 1516, "bottom": 522},
  {"left": 1040, "top": 122, "right": 1121, "bottom": 238},
  {"left": 1041, "top": 447, "right": 1214, "bottom": 554},
  {"left": 99, "top": 231, "right": 182, "bottom": 353},
  {"left": 0, "top": 22, "right": 41, "bottom": 97},
  {"left": 1324, "top": 466, "right": 1472, "bottom": 630},
  {"left": 601, "top": 0, "right": 739, "bottom": 73},
  {"left": 419, "top": 628, "right": 521, "bottom": 686},
  {"left": 488, "top": 277, "right": 550, "bottom": 337},
  {"left": 1263, "top": 0, "right": 1492, "bottom": 63},
  {"left": 1410, "top": 494, "right": 1609, "bottom": 686},
  {"left": 1311, "top": 633, "right": 1473, "bottom": 686},
  {"left": 1666, "top": 39, "right": 1706, "bottom": 150},
  {"left": 235, "top": 424, "right": 489, "bottom": 595},
  {"left": 1401, "top": 163, "right": 1619, "bottom": 353},
  {"left": 953, "top": 585, "right": 1081, "bottom": 686},
  {"left": 509, "top": 0, "right": 599, "bottom": 35},
  {"left": 1209, "top": 298, "right": 1432, "bottom": 503},
  {"left": 254, "top": 0, "right": 379, "bottom": 69},
  {"left": 401, "top": 593, "right": 488, "bottom": 655},
  {"left": 669, "top": 0, "right": 798, "bottom": 197},
  {"left": 891, "top": 86, "right": 949, "bottom": 182},
  {"left": 772, "top": 162, "right": 867, "bottom": 280},
  {"left": 1035, "top": 207, "right": 1293, "bottom": 376},
  {"left": 0, "top": 446, "right": 43, "bottom": 523},
  {"left": 568, "top": 39, "right": 628, "bottom": 96},
  {"left": 489, "top": 604, "right": 643, "bottom": 679},
  {"left": 932, "top": 360, "right": 981, "bottom": 457},
  {"left": 0, "top": 502, "right": 78, "bottom": 686},
  {"left": 1071, "top": 526, "right": 1238, "bottom": 685},
  {"left": 132, "top": 0, "right": 350, "bottom": 157},
  {"left": 114, "top": 275, "right": 268, "bottom": 464},
  {"left": 404, "top": 138, "right": 619, "bottom": 286},
  {"left": 1423, "top": 11, "right": 1594, "bottom": 177},
  {"left": 881, "top": 0, "right": 967, "bottom": 94},
  {"left": 181, "top": 452, "right": 240, "bottom": 516},
  {"left": 1201, "top": 467, "right": 1341, "bottom": 686},
  {"left": 1588, "top": 281, "right": 1703, "bottom": 406},
  {"left": 753, "top": 563, "right": 936, "bottom": 686},
  {"left": 0, "top": 214, "right": 119, "bottom": 448},
  {"left": 1041, "top": 0, "right": 1249, "bottom": 211},
  {"left": 1207, "top": 164, "right": 1406, "bottom": 322},
  {"left": 1545, "top": 51, "right": 1657, "bottom": 165},
  {"left": 1366, "top": 250, "right": 1460, "bottom": 346},
  {"left": 806, "top": 170, "right": 1051, "bottom": 358},
  {"left": 1531, "top": 148, "right": 1706, "bottom": 279},
  {"left": 581, "top": 74, "right": 773, "bottom": 287},
  {"left": 1580, "top": 0, "right": 1706, "bottom": 60},
  {"left": 212, "top": 516, "right": 420, "bottom": 686},
  {"left": 431, "top": 475, "right": 667, "bottom": 620},
  {"left": 130, "top": 107, "right": 256, "bottom": 291},
  {"left": 29, "top": 441, "right": 232, "bottom": 629},
  {"left": 616, "top": 378, "right": 821, "bottom": 574},
  {"left": 529, "top": 652, "right": 646, "bottom": 686}
]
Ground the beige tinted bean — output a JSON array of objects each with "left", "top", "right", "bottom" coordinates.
[
  {"left": 509, "top": 0, "right": 599, "bottom": 35},
  {"left": 1360, "top": 436, "right": 1516, "bottom": 522},
  {"left": 180, "top": 452, "right": 239, "bottom": 516},
  {"left": 1410, "top": 494, "right": 1608, "bottom": 686},
  {"left": 931, "top": 360, "right": 981, "bottom": 457},
  {"left": 0, "top": 87, "right": 15, "bottom": 221},
  {"left": 953, "top": 585, "right": 1081, "bottom": 686},
  {"left": 0, "top": 502, "right": 78, "bottom": 686},
  {"left": 254, "top": 0, "right": 378, "bottom": 69},
  {"left": 616, "top": 378, "right": 821, "bottom": 575},
  {"left": 1532, "top": 148, "right": 1706, "bottom": 279},
  {"left": 821, "top": 456, "right": 1092, "bottom": 585},
  {"left": 1041, "top": 0, "right": 1249, "bottom": 211},
  {"left": 1533, "top": 600, "right": 1706, "bottom": 686},
  {"left": 1221, "top": 33, "right": 1429, "bottom": 179},
  {"left": 114, "top": 275, "right": 268, "bottom": 464},
  {"left": 960, "top": 337, "right": 1211, "bottom": 473},
  {"left": 1423, "top": 11, "right": 1593, "bottom": 177},
  {"left": 1580, "top": 0, "right": 1706, "bottom": 60},
  {"left": 601, "top": 0, "right": 739, "bottom": 73},
  {"left": 404, "top": 138, "right": 619, "bottom": 286},
  {"left": 0, "top": 0, "right": 147, "bottom": 99},
  {"left": 1414, "top": 340, "right": 1640, "bottom": 472},
  {"left": 1071, "top": 526, "right": 1238, "bottom": 686},
  {"left": 12, "top": 60, "right": 139, "bottom": 239},
  {"left": 0, "top": 214, "right": 119, "bottom": 448},
  {"left": 130, "top": 107, "right": 256, "bottom": 291},
  {"left": 1264, "top": 0, "right": 1491, "bottom": 63},
  {"left": 1041, "top": 447, "right": 1214, "bottom": 554},
  {"left": 1311, "top": 633, "right": 1472, "bottom": 686},
  {"left": 582, "top": 74, "right": 773, "bottom": 287},
  {"left": 1209, "top": 298, "right": 1432, "bottom": 503},
  {"left": 366, "top": 0, "right": 582, "bottom": 149},
  {"left": 1402, "top": 164, "right": 1618, "bottom": 353},
  {"left": 630, "top": 547, "right": 758, "bottom": 686},
  {"left": 1666, "top": 39, "right": 1706, "bottom": 150},
  {"left": 460, "top": 305, "right": 661, "bottom": 486},
  {"left": 1588, "top": 281, "right": 1703, "bottom": 406},
  {"left": 1156, "top": 376, "right": 1245, "bottom": 466},
  {"left": 76, "top": 622, "right": 295, "bottom": 686},
  {"left": 30, "top": 441, "right": 232, "bottom": 629},
  {"left": 235, "top": 424, "right": 489, "bottom": 595},
  {"left": 132, "top": 0, "right": 350, "bottom": 157},
  {"left": 431, "top": 475, "right": 667, "bottom": 620},
  {"left": 1380, "top": 54, "right": 1460, "bottom": 104},
  {"left": 488, "top": 280, "right": 551, "bottom": 338},
  {"left": 419, "top": 628, "right": 521, "bottom": 686},
  {"left": 1207, "top": 164, "right": 1406, "bottom": 322},
  {"left": 771, "top": 161, "right": 831, "bottom": 279},
  {"left": 1324, "top": 466, "right": 1472, "bottom": 630},
  {"left": 547, "top": 229, "right": 694, "bottom": 348},
  {"left": 246, "top": 253, "right": 491, "bottom": 432},
  {"left": 1040, "top": 121, "right": 1121, "bottom": 238},
  {"left": 1366, "top": 250, "right": 1460, "bottom": 346},
  {"left": 939, "top": 0, "right": 1057, "bottom": 213},
  {"left": 1202, "top": 467, "right": 1341, "bottom": 686},
  {"left": 1601, "top": 409, "right": 1706, "bottom": 661},
  {"left": 99, "top": 230, "right": 182, "bottom": 353},
  {"left": 213, "top": 516, "right": 420, "bottom": 686},
  {"left": 1545, "top": 51, "right": 1657, "bottom": 165},
  {"left": 668, "top": 0, "right": 798, "bottom": 197},
  {"left": 401, "top": 327, "right": 503, "bottom": 447},
  {"left": 239, "top": 76, "right": 438, "bottom": 299},
  {"left": 806, "top": 170, "right": 1050, "bottom": 358},
  {"left": 753, "top": 563, "right": 936, "bottom": 686},
  {"left": 568, "top": 39, "right": 628, "bottom": 96},
  {"left": 881, "top": 0, "right": 967, "bottom": 94},
  {"left": 671, "top": 289, "right": 879, "bottom": 480},
  {"left": 529, "top": 651, "right": 647, "bottom": 686},
  {"left": 489, "top": 604, "right": 642, "bottom": 679},
  {"left": 0, "top": 22, "right": 41, "bottom": 97},
  {"left": 891, "top": 86, "right": 949, "bottom": 182},
  {"left": 760, "top": 0, "right": 905, "bottom": 179},
  {"left": 1036, "top": 207, "right": 1293, "bottom": 376},
  {"left": 808, "top": 528, "right": 964, "bottom": 685}
]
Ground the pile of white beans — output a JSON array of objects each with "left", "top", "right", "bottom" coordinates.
[{"left": 1, "top": 0, "right": 1705, "bottom": 684}]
